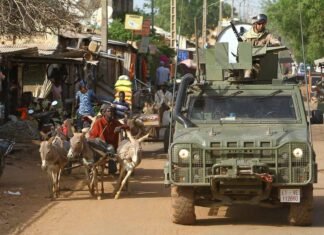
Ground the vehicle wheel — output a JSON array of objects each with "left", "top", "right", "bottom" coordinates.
[
  {"left": 171, "top": 186, "right": 196, "bottom": 225},
  {"left": 0, "top": 155, "right": 5, "bottom": 177},
  {"left": 289, "top": 184, "right": 313, "bottom": 226}
]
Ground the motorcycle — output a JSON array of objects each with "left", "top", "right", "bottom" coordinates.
[
  {"left": 0, "top": 139, "right": 15, "bottom": 178},
  {"left": 29, "top": 100, "right": 62, "bottom": 139}
]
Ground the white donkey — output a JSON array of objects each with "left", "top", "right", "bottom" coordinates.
[
  {"left": 39, "top": 136, "right": 68, "bottom": 198},
  {"left": 114, "top": 130, "right": 149, "bottom": 199}
]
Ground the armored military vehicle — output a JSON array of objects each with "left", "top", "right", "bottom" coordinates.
[{"left": 164, "top": 27, "right": 317, "bottom": 226}]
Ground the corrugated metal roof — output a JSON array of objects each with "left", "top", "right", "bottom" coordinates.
[
  {"left": 9, "top": 55, "right": 84, "bottom": 64},
  {"left": 97, "top": 52, "right": 125, "bottom": 61},
  {"left": 1, "top": 45, "right": 84, "bottom": 64},
  {"left": 0, "top": 43, "right": 57, "bottom": 55},
  {"left": 0, "top": 47, "right": 29, "bottom": 54},
  {"left": 39, "top": 50, "right": 55, "bottom": 55},
  {"left": 59, "top": 30, "right": 93, "bottom": 39},
  {"left": 91, "top": 36, "right": 130, "bottom": 47},
  {"left": 0, "top": 47, "right": 39, "bottom": 56}
]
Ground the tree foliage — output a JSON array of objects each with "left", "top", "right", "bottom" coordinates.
[
  {"left": 0, "top": 0, "right": 83, "bottom": 37},
  {"left": 265, "top": 0, "right": 324, "bottom": 63},
  {"left": 108, "top": 19, "right": 132, "bottom": 42},
  {"left": 148, "top": 0, "right": 235, "bottom": 37}
]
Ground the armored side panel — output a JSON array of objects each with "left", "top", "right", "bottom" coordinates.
[
  {"left": 258, "top": 53, "right": 279, "bottom": 81},
  {"left": 205, "top": 42, "right": 252, "bottom": 81}
]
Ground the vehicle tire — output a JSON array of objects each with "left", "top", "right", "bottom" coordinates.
[
  {"left": 0, "top": 155, "right": 5, "bottom": 178},
  {"left": 171, "top": 186, "right": 196, "bottom": 225},
  {"left": 289, "top": 184, "right": 313, "bottom": 226},
  {"left": 310, "top": 110, "right": 323, "bottom": 124}
]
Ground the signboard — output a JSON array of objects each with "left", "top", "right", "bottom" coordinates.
[
  {"left": 134, "top": 19, "right": 151, "bottom": 37},
  {"left": 125, "top": 14, "right": 143, "bottom": 30},
  {"left": 138, "top": 37, "right": 150, "bottom": 54}
]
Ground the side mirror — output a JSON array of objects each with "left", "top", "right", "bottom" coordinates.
[{"left": 310, "top": 109, "right": 324, "bottom": 124}]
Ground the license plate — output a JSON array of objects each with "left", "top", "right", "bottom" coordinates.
[{"left": 280, "top": 188, "right": 300, "bottom": 203}]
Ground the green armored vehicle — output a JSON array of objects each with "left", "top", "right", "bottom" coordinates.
[{"left": 164, "top": 40, "right": 317, "bottom": 226}]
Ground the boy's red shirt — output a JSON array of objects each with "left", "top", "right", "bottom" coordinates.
[{"left": 88, "top": 116, "right": 122, "bottom": 149}]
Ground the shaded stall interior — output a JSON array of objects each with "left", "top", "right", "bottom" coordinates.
[{"left": 2, "top": 54, "right": 84, "bottom": 119}]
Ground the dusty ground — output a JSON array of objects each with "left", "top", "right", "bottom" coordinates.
[
  {"left": 0, "top": 141, "right": 57, "bottom": 233},
  {"left": 0, "top": 140, "right": 168, "bottom": 235},
  {"left": 0, "top": 125, "right": 324, "bottom": 235}
]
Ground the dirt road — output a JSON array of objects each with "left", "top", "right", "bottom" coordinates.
[{"left": 1, "top": 126, "right": 324, "bottom": 235}]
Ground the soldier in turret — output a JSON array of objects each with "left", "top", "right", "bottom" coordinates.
[
  {"left": 242, "top": 14, "right": 281, "bottom": 46},
  {"left": 242, "top": 14, "right": 281, "bottom": 79}
]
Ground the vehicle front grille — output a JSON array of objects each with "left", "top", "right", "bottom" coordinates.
[{"left": 170, "top": 141, "right": 312, "bottom": 185}]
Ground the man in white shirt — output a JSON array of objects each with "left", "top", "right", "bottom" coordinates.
[{"left": 154, "top": 82, "right": 173, "bottom": 124}]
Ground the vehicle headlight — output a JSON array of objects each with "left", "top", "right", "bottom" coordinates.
[
  {"left": 179, "top": 149, "right": 189, "bottom": 160},
  {"left": 293, "top": 148, "right": 303, "bottom": 158}
]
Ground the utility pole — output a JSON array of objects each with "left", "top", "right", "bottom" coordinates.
[
  {"left": 217, "top": 0, "right": 223, "bottom": 34},
  {"left": 219, "top": 0, "right": 223, "bottom": 27},
  {"left": 243, "top": 0, "right": 246, "bottom": 22},
  {"left": 194, "top": 17, "right": 201, "bottom": 82},
  {"left": 231, "top": 0, "right": 234, "bottom": 19},
  {"left": 202, "top": 0, "right": 207, "bottom": 48},
  {"left": 101, "top": 0, "right": 107, "bottom": 52},
  {"left": 151, "top": 0, "right": 155, "bottom": 35},
  {"left": 170, "top": 0, "right": 176, "bottom": 48}
]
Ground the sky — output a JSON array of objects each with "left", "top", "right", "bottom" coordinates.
[
  {"left": 133, "top": 0, "right": 146, "bottom": 9},
  {"left": 134, "top": 0, "right": 145, "bottom": 8},
  {"left": 133, "top": 0, "right": 264, "bottom": 20}
]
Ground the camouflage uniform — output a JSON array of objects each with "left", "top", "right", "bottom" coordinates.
[
  {"left": 242, "top": 27, "right": 281, "bottom": 78},
  {"left": 242, "top": 28, "right": 280, "bottom": 46}
]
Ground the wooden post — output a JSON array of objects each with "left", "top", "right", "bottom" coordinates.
[
  {"left": 101, "top": 0, "right": 108, "bottom": 52},
  {"left": 170, "top": 0, "right": 177, "bottom": 48},
  {"left": 202, "top": 0, "right": 207, "bottom": 48}
]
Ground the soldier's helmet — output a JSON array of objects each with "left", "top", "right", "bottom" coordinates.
[{"left": 252, "top": 14, "right": 268, "bottom": 24}]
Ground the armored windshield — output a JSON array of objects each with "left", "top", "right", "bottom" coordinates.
[{"left": 188, "top": 95, "right": 297, "bottom": 122}]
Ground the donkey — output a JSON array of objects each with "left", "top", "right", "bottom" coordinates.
[
  {"left": 67, "top": 132, "right": 108, "bottom": 200},
  {"left": 114, "top": 130, "right": 149, "bottom": 199},
  {"left": 39, "top": 135, "right": 68, "bottom": 198}
]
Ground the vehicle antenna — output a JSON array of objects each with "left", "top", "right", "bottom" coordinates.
[
  {"left": 298, "top": 0, "right": 312, "bottom": 143},
  {"left": 169, "top": 0, "right": 184, "bottom": 150}
]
